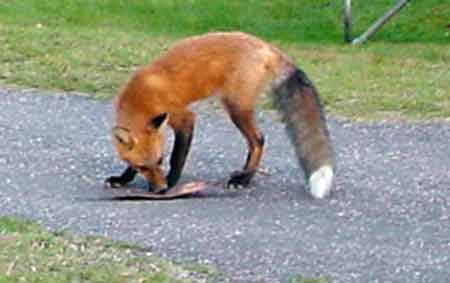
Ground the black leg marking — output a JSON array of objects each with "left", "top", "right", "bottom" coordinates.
[
  {"left": 166, "top": 129, "right": 193, "bottom": 187},
  {"left": 105, "top": 166, "right": 137, "bottom": 187}
]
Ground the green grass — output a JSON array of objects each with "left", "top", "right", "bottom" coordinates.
[
  {"left": 0, "top": 0, "right": 449, "bottom": 119},
  {"left": 0, "top": 216, "right": 213, "bottom": 283},
  {"left": 1, "top": 0, "right": 448, "bottom": 43},
  {"left": 290, "top": 276, "right": 330, "bottom": 283}
]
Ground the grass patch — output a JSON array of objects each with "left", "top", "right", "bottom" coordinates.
[
  {"left": 0, "top": 216, "right": 213, "bottom": 283},
  {"left": 284, "top": 42, "right": 450, "bottom": 120},
  {"left": 1, "top": 0, "right": 448, "bottom": 43},
  {"left": 290, "top": 276, "right": 330, "bottom": 283},
  {"left": 0, "top": 0, "right": 449, "bottom": 119}
]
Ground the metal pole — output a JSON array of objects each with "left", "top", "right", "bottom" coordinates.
[
  {"left": 343, "top": 0, "right": 352, "bottom": 43},
  {"left": 352, "top": 0, "right": 410, "bottom": 45}
]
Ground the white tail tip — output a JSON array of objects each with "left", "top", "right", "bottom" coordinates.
[{"left": 309, "top": 166, "right": 334, "bottom": 199}]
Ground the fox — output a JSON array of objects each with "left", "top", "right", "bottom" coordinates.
[{"left": 105, "top": 32, "right": 334, "bottom": 198}]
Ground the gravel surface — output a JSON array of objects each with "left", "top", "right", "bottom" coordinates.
[{"left": 1, "top": 87, "right": 449, "bottom": 282}]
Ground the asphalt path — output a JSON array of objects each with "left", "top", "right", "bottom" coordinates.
[{"left": 1, "top": 87, "right": 449, "bottom": 282}]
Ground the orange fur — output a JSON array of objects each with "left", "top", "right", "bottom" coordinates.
[{"left": 108, "top": 32, "right": 334, "bottom": 194}]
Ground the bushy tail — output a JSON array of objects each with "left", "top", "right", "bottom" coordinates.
[{"left": 272, "top": 68, "right": 335, "bottom": 198}]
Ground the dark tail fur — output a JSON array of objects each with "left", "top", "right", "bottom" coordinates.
[{"left": 272, "top": 68, "right": 334, "bottom": 197}]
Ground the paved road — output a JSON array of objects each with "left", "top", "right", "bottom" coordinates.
[{"left": 1, "top": 88, "right": 449, "bottom": 282}]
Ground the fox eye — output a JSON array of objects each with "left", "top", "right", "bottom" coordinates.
[
  {"left": 114, "top": 134, "right": 125, "bottom": 144},
  {"left": 115, "top": 136, "right": 134, "bottom": 150},
  {"left": 112, "top": 127, "right": 134, "bottom": 150},
  {"left": 114, "top": 133, "right": 131, "bottom": 147}
]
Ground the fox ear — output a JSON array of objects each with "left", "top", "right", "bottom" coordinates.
[
  {"left": 149, "top": 113, "right": 169, "bottom": 130},
  {"left": 112, "top": 127, "right": 134, "bottom": 149}
]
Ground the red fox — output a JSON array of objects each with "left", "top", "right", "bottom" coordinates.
[{"left": 106, "top": 32, "right": 334, "bottom": 198}]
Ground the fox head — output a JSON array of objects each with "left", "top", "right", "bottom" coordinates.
[{"left": 112, "top": 112, "right": 169, "bottom": 187}]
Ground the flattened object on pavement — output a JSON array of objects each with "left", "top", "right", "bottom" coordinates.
[{"left": 105, "top": 181, "right": 215, "bottom": 200}]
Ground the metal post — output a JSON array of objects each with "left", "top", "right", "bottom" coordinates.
[
  {"left": 352, "top": 0, "right": 410, "bottom": 45},
  {"left": 343, "top": 0, "right": 352, "bottom": 43}
]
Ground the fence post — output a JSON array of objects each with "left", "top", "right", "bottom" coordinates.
[{"left": 343, "top": 0, "right": 352, "bottom": 43}]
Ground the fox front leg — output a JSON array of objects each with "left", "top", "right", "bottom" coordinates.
[
  {"left": 166, "top": 110, "right": 195, "bottom": 187},
  {"left": 105, "top": 166, "right": 137, "bottom": 188},
  {"left": 166, "top": 130, "right": 194, "bottom": 187}
]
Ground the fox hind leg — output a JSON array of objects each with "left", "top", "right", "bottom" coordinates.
[{"left": 222, "top": 101, "right": 264, "bottom": 188}]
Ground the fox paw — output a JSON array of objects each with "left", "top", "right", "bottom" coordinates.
[{"left": 227, "top": 170, "right": 254, "bottom": 188}]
